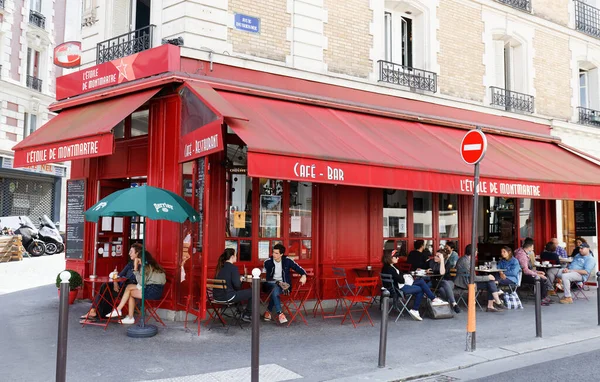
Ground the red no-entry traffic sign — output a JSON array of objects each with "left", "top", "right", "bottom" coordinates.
[{"left": 460, "top": 130, "right": 487, "bottom": 165}]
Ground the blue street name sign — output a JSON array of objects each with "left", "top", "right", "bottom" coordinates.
[{"left": 234, "top": 14, "right": 260, "bottom": 33}]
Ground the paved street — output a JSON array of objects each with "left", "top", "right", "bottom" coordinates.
[
  {"left": 0, "top": 253, "right": 66, "bottom": 295},
  {"left": 1, "top": 261, "right": 600, "bottom": 382}
]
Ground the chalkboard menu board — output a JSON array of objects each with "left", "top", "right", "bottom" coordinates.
[
  {"left": 196, "top": 157, "right": 205, "bottom": 252},
  {"left": 66, "top": 179, "right": 86, "bottom": 259},
  {"left": 575, "top": 201, "right": 596, "bottom": 237}
]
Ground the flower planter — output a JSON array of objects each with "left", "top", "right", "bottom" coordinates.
[{"left": 57, "top": 289, "right": 78, "bottom": 305}]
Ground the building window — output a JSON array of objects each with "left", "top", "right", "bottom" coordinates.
[
  {"left": 439, "top": 194, "right": 459, "bottom": 239},
  {"left": 519, "top": 199, "right": 534, "bottom": 242},
  {"left": 575, "top": 0, "right": 600, "bottom": 39},
  {"left": 577, "top": 64, "right": 600, "bottom": 125},
  {"left": 580, "top": 69, "right": 589, "bottom": 109},
  {"left": 30, "top": 0, "right": 41, "bottom": 12},
  {"left": 288, "top": 181, "right": 312, "bottom": 260},
  {"left": 23, "top": 113, "right": 37, "bottom": 138},
  {"left": 378, "top": 2, "right": 437, "bottom": 92},
  {"left": 26, "top": 47, "right": 42, "bottom": 92},
  {"left": 383, "top": 189, "right": 408, "bottom": 257},
  {"left": 225, "top": 145, "right": 252, "bottom": 262}
]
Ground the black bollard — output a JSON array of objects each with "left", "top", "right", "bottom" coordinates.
[
  {"left": 56, "top": 271, "right": 71, "bottom": 382},
  {"left": 534, "top": 275, "right": 542, "bottom": 338},
  {"left": 251, "top": 269, "right": 260, "bottom": 382},
  {"left": 378, "top": 288, "right": 390, "bottom": 368},
  {"left": 597, "top": 272, "right": 600, "bottom": 326}
]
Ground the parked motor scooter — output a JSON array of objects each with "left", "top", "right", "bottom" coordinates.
[
  {"left": 14, "top": 216, "right": 46, "bottom": 257},
  {"left": 38, "top": 215, "right": 64, "bottom": 255}
]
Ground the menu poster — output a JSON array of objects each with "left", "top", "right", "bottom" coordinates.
[
  {"left": 66, "top": 179, "right": 85, "bottom": 259},
  {"left": 575, "top": 201, "right": 597, "bottom": 237}
]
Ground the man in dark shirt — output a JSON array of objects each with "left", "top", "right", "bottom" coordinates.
[{"left": 407, "top": 240, "right": 429, "bottom": 271}]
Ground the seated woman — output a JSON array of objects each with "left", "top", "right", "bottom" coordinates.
[
  {"left": 497, "top": 246, "right": 520, "bottom": 287},
  {"left": 426, "top": 249, "right": 460, "bottom": 313},
  {"left": 381, "top": 250, "right": 446, "bottom": 321},
  {"left": 212, "top": 248, "right": 252, "bottom": 322},
  {"left": 106, "top": 245, "right": 166, "bottom": 324},
  {"left": 540, "top": 242, "right": 560, "bottom": 264},
  {"left": 79, "top": 244, "right": 139, "bottom": 323}
]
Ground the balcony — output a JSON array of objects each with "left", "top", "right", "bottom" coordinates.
[
  {"left": 26, "top": 75, "right": 43, "bottom": 92},
  {"left": 29, "top": 10, "right": 46, "bottom": 29},
  {"left": 575, "top": 1, "right": 600, "bottom": 39},
  {"left": 578, "top": 106, "right": 600, "bottom": 127},
  {"left": 1, "top": 0, "right": 5, "bottom": 9},
  {"left": 378, "top": 60, "right": 437, "bottom": 93},
  {"left": 96, "top": 25, "right": 155, "bottom": 64},
  {"left": 490, "top": 87, "right": 534, "bottom": 113},
  {"left": 494, "top": 0, "right": 531, "bottom": 13}
]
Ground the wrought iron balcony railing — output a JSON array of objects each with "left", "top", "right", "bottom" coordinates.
[
  {"left": 96, "top": 25, "right": 155, "bottom": 64},
  {"left": 578, "top": 106, "right": 600, "bottom": 127},
  {"left": 575, "top": 0, "right": 600, "bottom": 39},
  {"left": 378, "top": 60, "right": 437, "bottom": 93},
  {"left": 490, "top": 87, "right": 534, "bottom": 113},
  {"left": 29, "top": 10, "right": 46, "bottom": 29},
  {"left": 494, "top": 0, "right": 531, "bottom": 13},
  {"left": 26, "top": 75, "right": 42, "bottom": 92}
]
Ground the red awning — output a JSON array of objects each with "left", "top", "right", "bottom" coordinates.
[
  {"left": 13, "top": 88, "right": 160, "bottom": 167},
  {"left": 221, "top": 91, "right": 600, "bottom": 201}
]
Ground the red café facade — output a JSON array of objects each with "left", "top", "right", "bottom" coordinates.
[{"left": 13, "top": 45, "right": 600, "bottom": 320}]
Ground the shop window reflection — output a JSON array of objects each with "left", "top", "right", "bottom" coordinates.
[
  {"left": 413, "top": 192, "right": 433, "bottom": 238},
  {"left": 289, "top": 182, "right": 312, "bottom": 260},
  {"left": 439, "top": 194, "right": 459, "bottom": 239},
  {"left": 519, "top": 199, "right": 534, "bottom": 240},
  {"left": 131, "top": 110, "right": 149, "bottom": 137},
  {"left": 383, "top": 189, "right": 407, "bottom": 238}
]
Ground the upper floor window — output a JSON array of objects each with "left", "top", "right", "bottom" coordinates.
[
  {"left": 379, "top": 1, "right": 437, "bottom": 92},
  {"left": 23, "top": 113, "right": 37, "bottom": 138},
  {"left": 30, "top": 0, "right": 41, "bottom": 12},
  {"left": 575, "top": 0, "right": 600, "bottom": 39},
  {"left": 577, "top": 63, "right": 600, "bottom": 126}
]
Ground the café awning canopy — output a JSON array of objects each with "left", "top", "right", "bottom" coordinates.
[
  {"left": 12, "top": 88, "right": 160, "bottom": 167},
  {"left": 219, "top": 91, "right": 600, "bottom": 201}
]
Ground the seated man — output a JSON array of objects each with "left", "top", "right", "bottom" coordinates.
[
  {"left": 514, "top": 238, "right": 553, "bottom": 305},
  {"left": 407, "top": 240, "right": 429, "bottom": 271},
  {"left": 540, "top": 241, "right": 560, "bottom": 263},
  {"left": 556, "top": 242, "right": 597, "bottom": 304},
  {"left": 263, "top": 243, "right": 307, "bottom": 324},
  {"left": 551, "top": 238, "right": 568, "bottom": 259}
]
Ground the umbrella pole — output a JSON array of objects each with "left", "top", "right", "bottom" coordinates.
[
  {"left": 127, "top": 221, "right": 157, "bottom": 338},
  {"left": 140, "top": 223, "right": 146, "bottom": 327}
]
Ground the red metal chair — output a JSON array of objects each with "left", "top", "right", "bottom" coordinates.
[
  {"left": 281, "top": 276, "right": 315, "bottom": 327},
  {"left": 340, "top": 276, "right": 379, "bottom": 328},
  {"left": 143, "top": 280, "right": 173, "bottom": 326}
]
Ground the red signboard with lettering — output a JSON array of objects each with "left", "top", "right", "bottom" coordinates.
[
  {"left": 13, "top": 134, "right": 114, "bottom": 167},
  {"left": 179, "top": 120, "right": 224, "bottom": 162},
  {"left": 56, "top": 44, "right": 181, "bottom": 100},
  {"left": 248, "top": 152, "right": 600, "bottom": 201}
]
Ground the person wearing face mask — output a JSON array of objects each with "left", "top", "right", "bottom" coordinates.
[{"left": 514, "top": 238, "right": 552, "bottom": 305}]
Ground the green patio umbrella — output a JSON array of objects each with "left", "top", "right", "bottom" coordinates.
[{"left": 85, "top": 184, "right": 199, "bottom": 338}]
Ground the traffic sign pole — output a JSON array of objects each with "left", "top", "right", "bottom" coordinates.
[{"left": 461, "top": 127, "right": 487, "bottom": 353}]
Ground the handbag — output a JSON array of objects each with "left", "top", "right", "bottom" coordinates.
[
  {"left": 423, "top": 299, "right": 453, "bottom": 319},
  {"left": 503, "top": 291, "right": 523, "bottom": 309},
  {"left": 402, "top": 274, "right": 414, "bottom": 286}
]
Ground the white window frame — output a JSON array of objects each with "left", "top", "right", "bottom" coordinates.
[
  {"left": 580, "top": 69, "right": 589, "bottom": 109},
  {"left": 30, "top": 0, "right": 42, "bottom": 12},
  {"left": 23, "top": 113, "right": 38, "bottom": 138}
]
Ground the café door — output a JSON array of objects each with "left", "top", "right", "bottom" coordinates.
[{"left": 95, "top": 180, "right": 131, "bottom": 277}]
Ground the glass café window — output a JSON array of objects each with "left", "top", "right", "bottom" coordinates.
[
  {"left": 225, "top": 145, "right": 252, "bottom": 261},
  {"left": 112, "top": 109, "right": 149, "bottom": 139},
  {"left": 258, "top": 178, "right": 284, "bottom": 260},
  {"left": 439, "top": 193, "right": 459, "bottom": 247},
  {"left": 519, "top": 198, "right": 534, "bottom": 240},
  {"left": 288, "top": 181, "right": 312, "bottom": 260},
  {"left": 483, "top": 197, "right": 515, "bottom": 245},
  {"left": 383, "top": 189, "right": 408, "bottom": 256}
]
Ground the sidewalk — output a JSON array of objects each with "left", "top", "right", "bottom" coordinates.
[{"left": 1, "top": 284, "right": 598, "bottom": 382}]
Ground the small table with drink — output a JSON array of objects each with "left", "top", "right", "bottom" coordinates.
[{"left": 81, "top": 275, "right": 127, "bottom": 330}]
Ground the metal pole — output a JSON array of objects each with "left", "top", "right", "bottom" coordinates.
[
  {"left": 251, "top": 268, "right": 261, "bottom": 382},
  {"left": 597, "top": 271, "right": 600, "bottom": 326},
  {"left": 378, "top": 288, "right": 390, "bottom": 368},
  {"left": 140, "top": 223, "right": 147, "bottom": 327},
  {"left": 535, "top": 275, "right": 542, "bottom": 338},
  {"left": 466, "top": 161, "right": 480, "bottom": 352},
  {"left": 56, "top": 271, "right": 71, "bottom": 382}
]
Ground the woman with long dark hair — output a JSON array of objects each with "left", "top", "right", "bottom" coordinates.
[
  {"left": 106, "top": 243, "right": 166, "bottom": 324},
  {"left": 213, "top": 248, "right": 252, "bottom": 322}
]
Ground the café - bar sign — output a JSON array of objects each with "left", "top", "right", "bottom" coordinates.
[{"left": 56, "top": 44, "right": 181, "bottom": 100}]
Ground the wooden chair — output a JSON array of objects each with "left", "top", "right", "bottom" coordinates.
[{"left": 206, "top": 278, "right": 243, "bottom": 331}]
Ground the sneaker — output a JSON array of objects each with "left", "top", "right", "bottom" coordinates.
[
  {"left": 408, "top": 309, "right": 423, "bottom": 321},
  {"left": 105, "top": 309, "right": 121, "bottom": 318},
  {"left": 559, "top": 297, "right": 573, "bottom": 304},
  {"left": 431, "top": 298, "right": 445, "bottom": 306},
  {"left": 263, "top": 311, "right": 272, "bottom": 321},
  {"left": 278, "top": 313, "right": 288, "bottom": 324},
  {"left": 241, "top": 313, "right": 252, "bottom": 323},
  {"left": 453, "top": 304, "right": 461, "bottom": 314},
  {"left": 548, "top": 290, "right": 557, "bottom": 296},
  {"left": 120, "top": 316, "right": 135, "bottom": 324}
]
